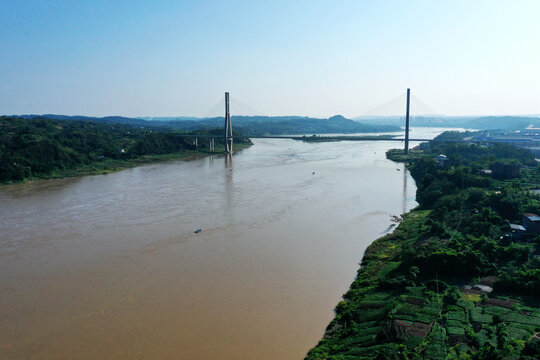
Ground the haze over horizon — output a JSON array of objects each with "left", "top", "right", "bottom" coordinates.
[{"left": 1, "top": 0, "right": 539, "bottom": 118}]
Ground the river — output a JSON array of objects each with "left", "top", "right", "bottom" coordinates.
[{"left": 0, "top": 128, "right": 459, "bottom": 359}]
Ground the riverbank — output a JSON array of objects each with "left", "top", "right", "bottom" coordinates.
[
  {"left": 0, "top": 116, "right": 254, "bottom": 186},
  {"left": 306, "top": 140, "right": 540, "bottom": 359},
  {"left": 305, "top": 207, "right": 431, "bottom": 359},
  {"left": 0, "top": 143, "right": 251, "bottom": 186}
]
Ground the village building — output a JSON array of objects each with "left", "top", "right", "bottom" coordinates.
[
  {"left": 435, "top": 154, "right": 448, "bottom": 168},
  {"left": 509, "top": 223, "right": 526, "bottom": 239},
  {"left": 522, "top": 213, "right": 540, "bottom": 233}
]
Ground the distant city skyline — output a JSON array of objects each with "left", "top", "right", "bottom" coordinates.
[{"left": 1, "top": 0, "right": 539, "bottom": 118}]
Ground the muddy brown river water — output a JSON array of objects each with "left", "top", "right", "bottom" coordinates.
[{"left": 0, "top": 129, "right": 456, "bottom": 359}]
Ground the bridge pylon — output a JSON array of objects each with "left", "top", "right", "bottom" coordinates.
[
  {"left": 404, "top": 88, "right": 410, "bottom": 155},
  {"left": 224, "top": 92, "right": 233, "bottom": 154}
]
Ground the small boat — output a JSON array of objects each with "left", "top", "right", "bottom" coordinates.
[
  {"left": 194, "top": 228, "right": 202, "bottom": 234},
  {"left": 396, "top": 168, "right": 401, "bottom": 171}
]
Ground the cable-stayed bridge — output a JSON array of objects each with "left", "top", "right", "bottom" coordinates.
[{"left": 178, "top": 90, "right": 534, "bottom": 154}]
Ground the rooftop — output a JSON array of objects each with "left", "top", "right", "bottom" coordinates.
[
  {"left": 523, "top": 213, "right": 540, "bottom": 222},
  {"left": 509, "top": 223, "right": 526, "bottom": 231},
  {"left": 436, "top": 154, "right": 448, "bottom": 160}
]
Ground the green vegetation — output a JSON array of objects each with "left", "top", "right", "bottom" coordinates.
[
  {"left": 306, "top": 134, "right": 540, "bottom": 360},
  {"left": 0, "top": 116, "right": 251, "bottom": 184}
]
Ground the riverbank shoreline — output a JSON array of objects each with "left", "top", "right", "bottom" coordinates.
[
  {"left": 0, "top": 143, "right": 251, "bottom": 187},
  {"left": 306, "top": 141, "right": 540, "bottom": 359},
  {"left": 305, "top": 150, "right": 422, "bottom": 359}
]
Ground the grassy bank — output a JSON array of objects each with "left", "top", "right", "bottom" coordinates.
[{"left": 386, "top": 148, "right": 425, "bottom": 163}]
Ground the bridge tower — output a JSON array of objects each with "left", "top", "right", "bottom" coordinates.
[
  {"left": 404, "top": 88, "right": 410, "bottom": 155},
  {"left": 224, "top": 92, "right": 233, "bottom": 154}
]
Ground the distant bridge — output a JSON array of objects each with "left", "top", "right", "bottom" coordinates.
[
  {"left": 179, "top": 133, "right": 540, "bottom": 143},
  {"left": 178, "top": 91, "right": 540, "bottom": 153}
]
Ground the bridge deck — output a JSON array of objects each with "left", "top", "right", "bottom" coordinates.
[{"left": 173, "top": 134, "right": 540, "bottom": 143}]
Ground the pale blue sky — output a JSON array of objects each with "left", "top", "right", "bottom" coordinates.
[{"left": 1, "top": 0, "right": 539, "bottom": 117}]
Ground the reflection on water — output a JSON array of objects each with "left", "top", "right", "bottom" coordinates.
[
  {"left": 0, "top": 129, "right": 452, "bottom": 360},
  {"left": 403, "top": 164, "right": 409, "bottom": 214}
]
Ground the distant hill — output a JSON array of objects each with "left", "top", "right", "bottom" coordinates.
[
  {"left": 14, "top": 114, "right": 401, "bottom": 135},
  {"left": 16, "top": 114, "right": 540, "bottom": 133},
  {"left": 462, "top": 116, "right": 540, "bottom": 130},
  {"left": 18, "top": 114, "right": 151, "bottom": 126},
  {"left": 353, "top": 115, "right": 540, "bottom": 130},
  {"left": 137, "top": 116, "right": 203, "bottom": 121}
]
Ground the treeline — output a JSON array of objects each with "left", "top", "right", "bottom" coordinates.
[
  {"left": 306, "top": 138, "right": 540, "bottom": 360},
  {"left": 0, "top": 116, "right": 248, "bottom": 183},
  {"left": 17, "top": 114, "right": 401, "bottom": 135},
  {"left": 404, "top": 142, "right": 540, "bottom": 292}
]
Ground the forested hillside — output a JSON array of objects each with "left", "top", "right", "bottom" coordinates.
[
  {"left": 306, "top": 136, "right": 540, "bottom": 359},
  {"left": 0, "top": 116, "right": 248, "bottom": 183}
]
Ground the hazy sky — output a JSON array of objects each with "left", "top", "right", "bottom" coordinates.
[{"left": 1, "top": 0, "right": 539, "bottom": 117}]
